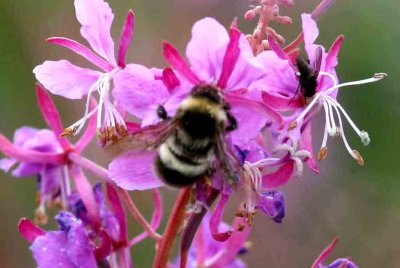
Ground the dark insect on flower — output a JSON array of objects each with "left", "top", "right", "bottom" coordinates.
[
  {"left": 293, "top": 47, "right": 323, "bottom": 102},
  {"left": 115, "top": 83, "right": 242, "bottom": 187}
]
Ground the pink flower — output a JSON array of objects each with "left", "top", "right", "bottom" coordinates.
[
  {"left": 109, "top": 17, "right": 283, "bottom": 191},
  {"left": 258, "top": 13, "right": 386, "bottom": 168},
  {"left": 33, "top": 0, "right": 161, "bottom": 144},
  {"left": 0, "top": 84, "right": 99, "bottom": 225}
]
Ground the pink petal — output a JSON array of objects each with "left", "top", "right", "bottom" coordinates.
[
  {"left": 311, "top": 238, "right": 339, "bottom": 268},
  {"left": 325, "top": 35, "right": 344, "bottom": 71},
  {"left": 162, "top": 68, "right": 180, "bottom": 92},
  {"left": 109, "top": 150, "right": 164, "bottom": 191},
  {"left": 117, "top": 10, "right": 135, "bottom": 68},
  {"left": 75, "top": 98, "right": 98, "bottom": 152},
  {"left": 262, "top": 160, "right": 295, "bottom": 188},
  {"left": 209, "top": 194, "right": 232, "bottom": 242},
  {"left": 74, "top": 0, "right": 116, "bottom": 65},
  {"left": 36, "top": 84, "right": 71, "bottom": 149},
  {"left": 69, "top": 164, "right": 100, "bottom": 228},
  {"left": 261, "top": 91, "right": 303, "bottom": 111},
  {"left": 33, "top": 60, "right": 101, "bottom": 99},
  {"left": 163, "top": 41, "right": 200, "bottom": 85},
  {"left": 18, "top": 218, "right": 46, "bottom": 243},
  {"left": 227, "top": 93, "right": 283, "bottom": 126},
  {"left": 301, "top": 13, "right": 319, "bottom": 46},
  {"left": 267, "top": 35, "right": 289, "bottom": 60},
  {"left": 0, "top": 158, "right": 17, "bottom": 172},
  {"left": 217, "top": 27, "right": 241, "bottom": 89},
  {"left": 106, "top": 183, "right": 127, "bottom": 242},
  {"left": 186, "top": 17, "right": 229, "bottom": 82},
  {"left": 47, "top": 37, "right": 114, "bottom": 72},
  {"left": 0, "top": 132, "right": 65, "bottom": 165},
  {"left": 300, "top": 121, "right": 319, "bottom": 173},
  {"left": 113, "top": 64, "right": 169, "bottom": 120}
]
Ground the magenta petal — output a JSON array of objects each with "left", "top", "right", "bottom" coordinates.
[
  {"left": 300, "top": 122, "right": 319, "bottom": 173},
  {"left": 261, "top": 91, "right": 303, "bottom": 111},
  {"left": 163, "top": 41, "right": 200, "bottom": 85},
  {"left": 209, "top": 194, "right": 232, "bottom": 242},
  {"left": 325, "top": 35, "right": 344, "bottom": 71},
  {"left": 74, "top": 0, "right": 116, "bottom": 65},
  {"left": 113, "top": 64, "right": 169, "bottom": 120},
  {"left": 106, "top": 183, "right": 127, "bottom": 242},
  {"left": 36, "top": 84, "right": 71, "bottom": 149},
  {"left": 162, "top": 68, "right": 181, "bottom": 92},
  {"left": 18, "top": 218, "right": 46, "bottom": 243},
  {"left": 69, "top": 164, "right": 100, "bottom": 228},
  {"left": 0, "top": 132, "right": 65, "bottom": 165},
  {"left": 311, "top": 238, "right": 339, "bottom": 268},
  {"left": 262, "top": 160, "right": 295, "bottom": 188},
  {"left": 217, "top": 27, "right": 241, "bottom": 88},
  {"left": 186, "top": 17, "right": 229, "bottom": 82},
  {"left": 267, "top": 35, "right": 289, "bottom": 60},
  {"left": 117, "top": 10, "right": 135, "bottom": 68},
  {"left": 109, "top": 150, "right": 164, "bottom": 191},
  {"left": 33, "top": 60, "right": 101, "bottom": 99},
  {"left": 47, "top": 37, "right": 114, "bottom": 72}
]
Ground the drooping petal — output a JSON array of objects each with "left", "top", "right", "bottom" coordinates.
[
  {"left": 117, "top": 10, "right": 135, "bottom": 68},
  {"left": 209, "top": 194, "right": 232, "bottom": 242},
  {"left": 31, "top": 231, "right": 75, "bottom": 268},
  {"left": 186, "top": 17, "right": 229, "bottom": 82},
  {"left": 36, "top": 84, "right": 71, "bottom": 149},
  {"left": 33, "top": 60, "right": 101, "bottom": 99},
  {"left": 300, "top": 121, "right": 319, "bottom": 173},
  {"left": 74, "top": 0, "right": 116, "bottom": 65},
  {"left": 163, "top": 41, "right": 200, "bottom": 85},
  {"left": 256, "top": 190, "right": 286, "bottom": 223},
  {"left": 217, "top": 26, "right": 241, "bottom": 89},
  {"left": 109, "top": 150, "right": 164, "bottom": 190},
  {"left": 113, "top": 63, "right": 169, "bottom": 120},
  {"left": 47, "top": 37, "right": 114, "bottom": 72},
  {"left": 18, "top": 218, "right": 46, "bottom": 243},
  {"left": 262, "top": 160, "right": 295, "bottom": 188}
]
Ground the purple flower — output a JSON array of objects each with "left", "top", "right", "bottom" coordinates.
[
  {"left": 0, "top": 84, "right": 100, "bottom": 225},
  {"left": 19, "top": 211, "right": 97, "bottom": 268},
  {"left": 311, "top": 238, "right": 359, "bottom": 268},
  {"left": 109, "top": 17, "right": 283, "bottom": 191},
  {"left": 33, "top": 0, "right": 157, "bottom": 144},
  {"left": 258, "top": 14, "right": 386, "bottom": 167},
  {"left": 256, "top": 190, "right": 285, "bottom": 223},
  {"left": 174, "top": 213, "right": 248, "bottom": 268}
]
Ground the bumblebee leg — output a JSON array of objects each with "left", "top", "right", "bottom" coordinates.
[
  {"left": 226, "top": 112, "right": 237, "bottom": 132},
  {"left": 157, "top": 105, "right": 169, "bottom": 120}
]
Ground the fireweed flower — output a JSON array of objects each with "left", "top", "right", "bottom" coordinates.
[
  {"left": 258, "top": 14, "right": 386, "bottom": 168},
  {"left": 110, "top": 17, "right": 283, "bottom": 191},
  {"left": 173, "top": 214, "right": 249, "bottom": 268},
  {"left": 0, "top": 85, "right": 98, "bottom": 224},
  {"left": 311, "top": 238, "right": 359, "bottom": 268},
  {"left": 33, "top": 0, "right": 159, "bottom": 145},
  {"left": 19, "top": 211, "right": 97, "bottom": 268}
]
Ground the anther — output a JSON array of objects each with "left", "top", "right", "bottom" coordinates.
[
  {"left": 352, "top": 150, "right": 364, "bottom": 166},
  {"left": 288, "top": 121, "right": 297, "bottom": 131},
  {"left": 60, "top": 126, "right": 77, "bottom": 138},
  {"left": 318, "top": 147, "right": 328, "bottom": 161}
]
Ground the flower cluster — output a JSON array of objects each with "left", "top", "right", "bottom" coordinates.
[{"left": 0, "top": 0, "right": 386, "bottom": 267}]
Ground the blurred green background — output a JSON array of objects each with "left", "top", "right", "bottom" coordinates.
[{"left": 0, "top": 0, "right": 398, "bottom": 267}]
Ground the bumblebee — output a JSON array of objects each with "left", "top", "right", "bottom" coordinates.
[{"left": 117, "top": 84, "right": 241, "bottom": 187}]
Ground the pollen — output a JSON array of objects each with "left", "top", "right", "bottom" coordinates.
[
  {"left": 288, "top": 121, "right": 297, "bottom": 131},
  {"left": 60, "top": 126, "right": 77, "bottom": 138}
]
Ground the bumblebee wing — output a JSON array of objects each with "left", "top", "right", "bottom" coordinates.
[
  {"left": 313, "top": 46, "right": 323, "bottom": 75},
  {"left": 107, "top": 118, "right": 179, "bottom": 154},
  {"left": 214, "top": 132, "right": 243, "bottom": 184}
]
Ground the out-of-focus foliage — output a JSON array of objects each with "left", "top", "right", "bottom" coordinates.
[{"left": 0, "top": 0, "right": 398, "bottom": 267}]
